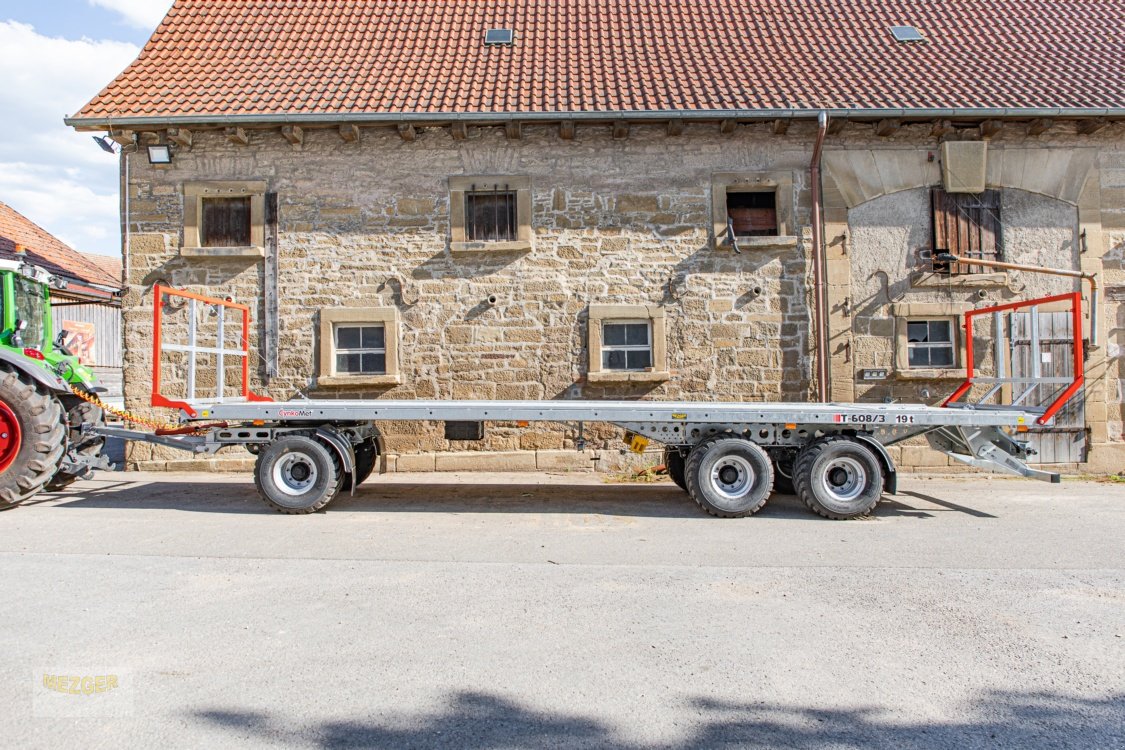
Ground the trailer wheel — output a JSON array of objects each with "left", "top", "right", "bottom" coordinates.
[
  {"left": 794, "top": 436, "right": 884, "bottom": 519},
  {"left": 342, "top": 438, "right": 378, "bottom": 491},
  {"left": 0, "top": 369, "right": 66, "bottom": 509},
  {"left": 254, "top": 435, "right": 343, "bottom": 514},
  {"left": 664, "top": 447, "right": 688, "bottom": 492},
  {"left": 685, "top": 435, "right": 773, "bottom": 518}
]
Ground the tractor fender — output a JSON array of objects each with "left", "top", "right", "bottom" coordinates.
[
  {"left": 314, "top": 426, "right": 357, "bottom": 495},
  {"left": 0, "top": 349, "right": 69, "bottom": 393},
  {"left": 853, "top": 433, "right": 898, "bottom": 495}
]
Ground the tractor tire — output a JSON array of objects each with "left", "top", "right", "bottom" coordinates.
[
  {"left": 254, "top": 434, "right": 344, "bottom": 514},
  {"left": 45, "top": 399, "right": 106, "bottom": 492},
  {"left": 664, "top": 447, "right": 688, "bottom": 492},
  {"left": 342, "top": 438, "right": 378, "bottom": 491},
  {"left": 793, "top": 435, "right": 884, "bottom": 520},
  {"left": 0, "top": 368, "right": 66, "bottom": 509},
  {"left": 684, "top": 434, "right": 773, "bottom": 518}
]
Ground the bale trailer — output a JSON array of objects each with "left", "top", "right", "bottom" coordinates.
[{"left": 97, "top": 283, "right": 1090, "bottom": 519}]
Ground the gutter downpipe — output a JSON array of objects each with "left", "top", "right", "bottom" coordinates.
[
  {"left": 810, "top": 111, "right": 830, "bottom": 402},
  {"left": 937, "top": 253, "right": 1100, "bottom": 348}
]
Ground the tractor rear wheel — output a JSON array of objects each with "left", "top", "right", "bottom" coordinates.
[{"left": 0, "top": 369, "right": 66, "bottom": 508}]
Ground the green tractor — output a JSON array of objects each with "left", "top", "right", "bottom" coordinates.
[{"left": 0, "top": 258, "right": 109, "bottom": 508}]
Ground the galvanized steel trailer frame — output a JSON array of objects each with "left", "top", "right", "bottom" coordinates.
[{"left": 96, "top": 286, "right": 1081, "bottom": 516}]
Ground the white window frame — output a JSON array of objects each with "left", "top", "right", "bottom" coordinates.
[
  {"left": 318, "top": 307, "right": 401, "bottom": 387},
  {"left": 600, "top": 319, "right": 654, "bottom": 371},
  {"left": 333, "top": 323, "right": 387, "bottom": 376},
  {"left": 905, "top": 319, "right": 956, "bottom": 369}
]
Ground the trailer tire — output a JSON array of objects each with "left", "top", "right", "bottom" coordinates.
[
  {"left": 254, "top": 435, "right": 344, "bottom": 514},
  {"left": 0, "top": 368, "right": 66, "bottom": 509},
  {"left": 342, "top": 438, "right": 378, "bottom": 491},
  {"left": 794, "top": 435, "right": 884, "bottom": 519},
  {"left": 685, "top": 435, "right": 773, "bottom": 518},
  {"left": 664, "top": 447, "right": 688, "bottom": 492}
]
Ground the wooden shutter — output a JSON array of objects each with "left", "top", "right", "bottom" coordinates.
[
  {"left": 931, "top": 188, "right": 1001, "bottom": 274},
  {"left": 201, "top": 196, "right": 252, "bottom": 247}
]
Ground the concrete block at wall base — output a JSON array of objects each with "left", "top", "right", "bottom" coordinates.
[
  {"left": 1080, "top": 442, "right": 1125, "bottom": 474},
  {"left": 434, "top": 451, "right": 539, "bottom": 472},
  {"left": 393, "top": 453, "right": 435, "bottom": 472},
  {"left": 535, "top": 450, "right": 598, "bottom": 472},
  {"left": 129, "top": 457, "right": 256, "bottom": 472}
]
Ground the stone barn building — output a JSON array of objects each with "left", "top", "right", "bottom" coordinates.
[{"left": 67, "top": 0, "right": 1125, "bottom": 474}]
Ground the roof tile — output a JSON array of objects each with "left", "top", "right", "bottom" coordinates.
[{"left": 71, "top": 0, "right": 1125, "bottom": 123}]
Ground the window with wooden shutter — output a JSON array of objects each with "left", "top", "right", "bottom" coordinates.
[
  {"left": 200, "top": 196, "right": 252, "bottom": 247},
  {"left": 930, "top": 188, "right": 1001, "bottom": 275}
]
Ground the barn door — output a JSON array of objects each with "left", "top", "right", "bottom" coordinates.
[{"left": 1011, "top": 311, "right": 1087, "bottom": 463}]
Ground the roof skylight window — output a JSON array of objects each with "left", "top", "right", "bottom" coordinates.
[
  {"left": 890, "top": 25, "right": 925, "bottom": 42},
  {"left": 484, "top": 29, "right": 514, "bottom": 45}
]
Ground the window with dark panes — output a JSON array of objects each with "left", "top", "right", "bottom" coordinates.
[
  {"left": 334, "top": 324, "right": 386, "bottom": 375},
  {"left": 931, "top": 188, "right": 1001, "bottom": 274},
  {"left": 726, "top": 191, "right": 778, "bottom": 237},
  {"left": 602, "top": 321, "right": 653, "bottom": 370},
  {"left": 200, "top": 196, "right": 252, "bottom": 247},
  {"left": 906, "top": 320, "right": 955, "bottom": 368},
  {"left": 465, "top": 188, "right": 518, "bottom": 242}
]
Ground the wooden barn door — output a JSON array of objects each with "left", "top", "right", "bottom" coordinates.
[{"left": 1011, "top": 311, "right": 1087, "bottom": 464}]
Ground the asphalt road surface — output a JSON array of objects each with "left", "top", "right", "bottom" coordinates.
[{"left": 2, "top": 471, "right": 1123, "bottom": 748}]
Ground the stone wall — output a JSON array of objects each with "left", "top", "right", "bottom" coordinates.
[{"left": 119, "top": 119, "right": 1125, "bottom": 473}]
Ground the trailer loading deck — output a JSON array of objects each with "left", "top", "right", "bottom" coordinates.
[{"left": 92, "top": 285, "right": 1087, "bottom": 519}]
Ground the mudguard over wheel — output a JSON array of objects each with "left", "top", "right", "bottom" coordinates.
[
  {"left": 664, "top": 447, "right": 688, "bottom": 492},
  {"left": 684, "top": 435, "right": 773, "bottom": 518},
  {"left": 254, "top": 434, "right": 344, "bottom": 514},
  {"left": 342, "top": 437, "right": 378, "bottom": 491},
  {"left": 0, "top": 369, "right": 65, "bottom": 508},
  {"left": 794, "top": 435, "right": 884, "bottom": 519}
]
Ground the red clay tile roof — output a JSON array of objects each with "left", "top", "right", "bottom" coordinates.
[
  {"left": 69, "top": 0, "right": 1125, "bottom": 126},
  {"left": 79, "top": 251, "right": 123, "bottom": 284},
  {"left": 0, "top": 202, "right": 121, "bottom": 291}
]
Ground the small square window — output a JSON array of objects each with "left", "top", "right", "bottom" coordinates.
[
  {"left": 334, "top": 324, "right": 387, "bottom": 375},
  {"left": 601, "top": 321, "right": 653, "bottom": 371},
  {"left": 906, "top": 319, "right": 955, "bottom": 369},
  {"left": 465, "top": 189, "right": 518, "bottom": 242},
  {"left": 200, "top": 196, "right": 252, "bottom": 247},
  {"left": 726, "top": 191, "right": 778, "bottom": 237}
]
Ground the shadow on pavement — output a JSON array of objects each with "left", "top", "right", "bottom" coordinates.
[
  {"left": 190, "top": 689, "right": 1125, "bottom": 749},
  {"left": 32, "top": 476, "right": 994, "bottom": 520}
]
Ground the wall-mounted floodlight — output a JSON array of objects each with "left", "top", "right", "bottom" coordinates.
[
  {"left": 147, "top": 145, "right": 172, "bottom": 164},
  {"left": 92, "top": 135, "right": 117, "bottom": 154}
]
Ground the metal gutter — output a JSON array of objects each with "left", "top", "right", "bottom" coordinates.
[
  {"left": 809, "top": 112, "right": 830, "bottom": 403},
  {"left": 64, "top": 107, "right": 1125, "bottom": 130}
]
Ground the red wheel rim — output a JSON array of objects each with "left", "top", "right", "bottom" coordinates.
[{"left": 0, "top": 400, "right": 22, "bottom": 474}]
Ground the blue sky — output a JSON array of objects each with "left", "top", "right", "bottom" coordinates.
[{"left": 0, "top": 0, "right": 173, "bottom": 256}]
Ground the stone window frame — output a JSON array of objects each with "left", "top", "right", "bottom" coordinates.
[
  {"left": 891, "top": 302, "right": 970, "bottom": 380},
  {"left": 318, "top": 307, "right": 401, "bottom": 386},
  {"left": 181, "top": 180, "right": 267, "bottom": 258},
  {"left": 586, "top": 304, "right": 670, "bottom": 384},
  {"left": 711, "top": 171, "right": 798, "bottom": 251},
  {"left": 449, "top": 175, "right": 532, "bottom": 254}
]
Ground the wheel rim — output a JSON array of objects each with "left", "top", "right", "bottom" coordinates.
[
  {"left": 708, "top": 455, "right": 755, "bottom": 501},
  {"left": 0, "top": 400, "right": 21, "bottom": 474},
  {"left": 272, "top": 452, "right": 318, "bottom": 496},
  {"left": 818, "top": 457, "right": 867, "bottom": 503}
]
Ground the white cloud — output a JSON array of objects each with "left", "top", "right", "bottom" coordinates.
[
  {"left": 88, "top": 0, "right": 173, "bottom": 30},
  {"left": 0, "top": 21, "right": 140, "bottom": 255}
]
